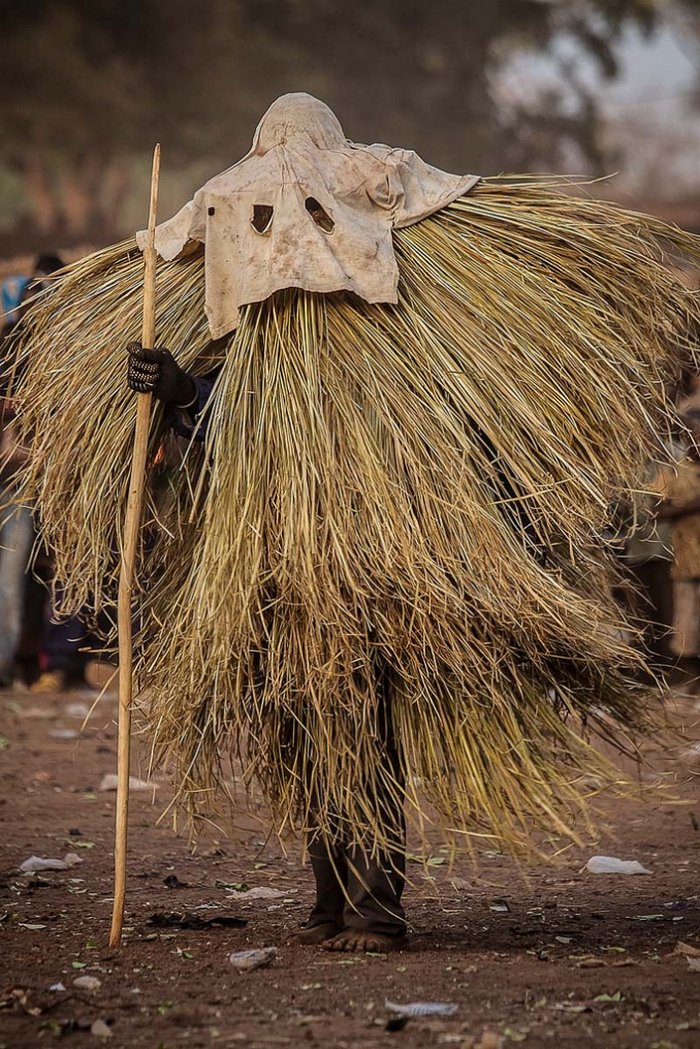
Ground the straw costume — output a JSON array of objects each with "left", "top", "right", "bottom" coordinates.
[{"left": 9, "top": 93, "right": 700, "bottom": 949}]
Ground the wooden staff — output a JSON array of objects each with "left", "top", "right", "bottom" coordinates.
[{"left": 109, "top": 144, "right": 161, "bottom": 948}]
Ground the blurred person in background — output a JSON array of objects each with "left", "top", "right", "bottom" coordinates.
[
  {"left": 1, "top": 252, "right": 91, "bottom": 691},
  {"left": 618, "top": 436, "right": 687, "bottom": 664},
  {"left": 1, "top": 273, "right": 30, "bottom": 329},
  {"left": 29, "top": 598, "right": 90, "bottom": 693},
  {"left": 0, "top": 385, "right": 33, "bottom": 687},
  {"left": 0, "top": 253, "right": 65, "bottom": 686},
  {"left": 655, "top": 409, "right": 700, "bottom": 681},
  {"left": 2, "top": 254, "right": 64, "bottom": 336}
]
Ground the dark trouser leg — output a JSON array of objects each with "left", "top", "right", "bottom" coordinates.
[
  {"left": 305, "top": 835, "right": 346, "bottom": 930},
  {"left": 42, "top": 611, "right": 86, "bottom": 675},
  {"left": 306, "top": 660, "right": 407, "bottom": 939},
  {"left": 342, "top": 662, "right": 407, "bottom": 937},
  {"left": 0, "top": 499, "right": 33, "bottom": 680},
  {"left": 627, "top": 559, "right": 673, "bottom": 662},
  {"left": 344, "top": 830, "right": 406, "bottom": 936}
]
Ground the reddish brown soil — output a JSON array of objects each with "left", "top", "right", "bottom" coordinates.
[{"left": 1, "top": 686, "right": 699, "bottom": 1049}]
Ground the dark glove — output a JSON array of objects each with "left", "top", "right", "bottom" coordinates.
[{"left": 127, "top": 342, "right": 197, "bottom": 406}]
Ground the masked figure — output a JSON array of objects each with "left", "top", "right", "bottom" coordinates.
[{"left": 11, "top": 93, "right": 700, "bottom": 951}]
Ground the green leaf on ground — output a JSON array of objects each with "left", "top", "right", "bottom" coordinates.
[{"left": 504, "top": 1028, "right": 529, "bottom": 1043}]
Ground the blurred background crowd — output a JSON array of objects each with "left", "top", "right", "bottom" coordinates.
[{"left": 0, "top": 0, "right": 699, "bottom": 692}]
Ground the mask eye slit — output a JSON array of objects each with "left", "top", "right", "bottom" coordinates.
[
  {"left": 252, "top": 204, "right": 274, "bottom": 233},
  {"left": 305, "top": 197, "right": 334, "bottom": 233}
]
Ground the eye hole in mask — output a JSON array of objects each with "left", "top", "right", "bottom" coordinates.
[
  {"left": 305, "top": 197, "right": 334, "bottom": 233},
  {"left": 251, "top": 204, "right": 274, "bottom": 234}
]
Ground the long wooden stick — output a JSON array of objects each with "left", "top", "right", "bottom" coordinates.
[{"left": 109, "top": 144, "right": 161, "bottom": 948}]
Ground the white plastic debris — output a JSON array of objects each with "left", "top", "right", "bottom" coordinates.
[
  {"left": 90, "top": 1019, "right": 112, "bottom": 1038},
  {"left": 49, "top": 728, "right": 80, "bottom": 740},
  {"left": 20, "top": 855, "right": 68, "bottom": 872},
  {"left": 98, "top": 774, "right": 154, "bottom": 792},
  {"left": 49, "top": 983, "right": 66, "bottom": 992},
  {"left": 585, "top": 856, "right": 651, "bottom": 875},
  {"left": 385, "top": 1000, "right": 458, "bottom": 1017},
  {"left": 19, "top": 852, "right": 83, "bottom": 872},
  {"left": 65, "top": 702, "right": 90, "bottom": 719},
  {"left": 73, "top": 975, "right": 101, "bottom": 991},
  {"left": 229, "top": 947, "right": 277, "bottom": 972},
  {"left": 233, "top": 887, "right": 286, "bottom": 900}
]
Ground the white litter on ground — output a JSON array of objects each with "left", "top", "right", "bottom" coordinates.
[
  {"left": 98, "top": 774, "right": 154, "bottom": 792},
  {"left": 385, "top": 1000, "right": 458, "bottom": 1017},
  {"left": 73, "top": 975, "right": 101, "bottom": 991},
  {"left": 585, "top": 856, "right": 651, "bottom": 875},
  {"left": 229, "top": 947, "right": 277, "bottom": 972},
  {"left": 19, "top": 852, "right": 83, "bottom": 872},
  {"left": 232, "top": 887, "right": 286, "bottom": 900}
]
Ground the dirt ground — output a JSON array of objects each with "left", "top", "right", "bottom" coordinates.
[{"left": 1, "top": 685, "right": 699, "bottom": 1049}]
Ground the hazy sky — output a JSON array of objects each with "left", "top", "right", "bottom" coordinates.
[
  {"left": 499, "top": 17, "right": 699, "bottom": 196},
  {"left": 586, "top": 22, "right": 697, "bottom": 108},
  {"left": 506, "top": 20, "right": 698, "bottom": 107}
]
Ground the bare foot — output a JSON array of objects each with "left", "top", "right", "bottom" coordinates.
[
  {"left": 321, "top": 930, "right": 408, "bottom": 953},
  {"left": 293, "top": 921, "right": 342, "bottom": 945}
]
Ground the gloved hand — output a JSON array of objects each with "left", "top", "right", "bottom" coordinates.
[{"left": 127, "top": 342, "right": 197, "bottom": 406}]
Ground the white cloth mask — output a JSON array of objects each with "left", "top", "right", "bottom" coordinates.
[{"left": 137, "top": 92, "right": 479, "bottom": 338}]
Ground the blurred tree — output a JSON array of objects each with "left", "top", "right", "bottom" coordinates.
[
  {"left": 0, "top": 1, "right": 142, "bottom": 236},
  {"left": 0, "top": 0, "right": 695, "bottom": 243}
]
